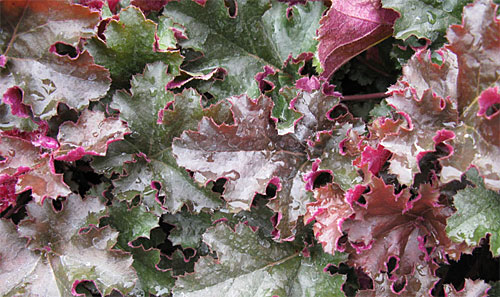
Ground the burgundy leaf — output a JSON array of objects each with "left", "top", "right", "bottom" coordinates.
[
  {"left": 341, "top": 177, "right": 462, "bottom": 283},
  {"left": 318, "top": 0, "right": 398, "bottom": 78},
  {"left": 54, "top": 110, "right": 130, "bottom": 162},
  {"left": 304, "top": 183, "right": 353, "bottom": 254},
  {"left": 0, "top": 135, "right": 71, "bottom": 204}
]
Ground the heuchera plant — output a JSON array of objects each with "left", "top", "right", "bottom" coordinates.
[{"left": 0, "top": 0, "right": 498, "bottom": 296}]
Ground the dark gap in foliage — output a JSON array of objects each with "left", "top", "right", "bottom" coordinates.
[
  {"left": 392, "top": 277, "right": 406, "bottom": 293},
  {"left": 357, "top": 195, "right": 366, "bottom": 205},
  {"left": 211, "top": 177, "right": 227, "bottom": 195},
  {"left": 414, "top": 143, "right": 449, "bottom": 188},
  {"left": 52, "top": 197, "right": 64, "bottom": 212},
  {"left": 179, "top": 48, "right": 203, "bottom": 63},
  {"left": 158, "top": 215, "right": 180, "bottom": 256},
  {"left": 329, "top": 104, "right": 349, "bottom": 120},
  {"left": 53, "top": 42, "right": 78, "bottom": 58},
  {"left": 266, "top": 183, "right": 277, "bottom": 198},
  {"left": 486, "top": 103, "right": 500, "bottom": 117},
  {"left": 299, "top": 59, "right": 318, "bottom": 77},
  {"left": 47, "top": 103, "right": 79, "bottom": 137},
  {"left": 327, "top": 263, "right": 372, "bottom": 297},
  {"left": 440, "top": 176, "right": 472, "bottom": 207},
  {"left": 434, "top": 236, "right": 499, "bottom": 294},
  {"left": 386, "top": 256, "right": 397, "bottom": 274},
  {"left": 56, "top": 159, "right": 104, "bottom": 196},
  {"left": 1, "top": 190, "right": 32, "bottom": 224},
  {"left": 0, "top": 155, "right": 5, "bottom": 161},
  {"left": 130, "top": 195, "right": 141, "bottom": 207},
  {"left": 379, "top": 162, "right": 404, "bottom": 194},
  {"left": 223, "top": 0, "right": 237, "bottom": 18},
  {"left": 74, "top": 280, "right": 101, "bottom": 297},
  {"left": 313, "top": 172, "right": 333, "bottom": 189},
  {"left": 260, "top": 80, "right": 274, "bottom": 93}
]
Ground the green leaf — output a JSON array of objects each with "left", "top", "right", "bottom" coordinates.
[
  {"left": 382, "top": 0, "right": 473, "bottom": 44},
  {"left": 105, "top": 201, "right": 175, "bottom": 296},
  {"left": 92, "top": 61, "right": 222, "bottom": 214},
  {"left": 1, "top": 195, "right": 137, "bottom": 296},
  {"left": 163, "top": 0, "right": 324, "bottom": 99},
  {"left": 85, "top": 6, "right": 182, "bottom": 86},
  {"left": 446, "top": 168, "right": 500, "bottom": 256},
  {"left": 0, "top": 1, "right": 110, "bottom": 119},
  {"left": 173, "top": 223, "right": 347, "bottom": 297},
  {"left": 163, "top": 211, "right": 212, "bottom": 249}
]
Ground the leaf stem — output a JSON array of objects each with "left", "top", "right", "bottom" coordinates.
[{"left": 341, "top": 92, "right": 389, "bottom": 102}]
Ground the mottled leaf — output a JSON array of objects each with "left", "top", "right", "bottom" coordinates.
[
  {"left": 382, "top": 0, "right": 473, "bottom": 43},
  {"left": 173, "top": 223, "right": 347, "bottom": 297},
  {"left": 0, "top": 0, "right": 110, "bottom": 119},
  {"left": 163, "top": 0, "right": 323, "bottom": 99},
  {"left": 1, "top": 195, "right": 137, "bottom": 296},
  {"left": 446, "top": 168, "right": 500, "bottom": 256},
  {"left": 0, "top": 135, "right": 71, "bottom": 204},
  {"left": 105, "top": 201, "right": 175, "bottom": 295},
  {"left": 380, "top": 0, "right": 500, "bottom": 189},
  {"left": 318, "top": 0, "right": 398, "bottom": 78},
  {"left": 92, "top": 62, "right": 222, "bottom": 213},
  {"left": 86, "top": 6, "right": 182, "bottom": 85},
  {"left": 54, "top": 109, "right": 130, "bottom": 162},
  {"left": 305, "top": 183, "right": 354, "bottom": 255},
  {"left": 342, "top": 177, "right": 457, "bottom": 284},
  {"left": 173, "top": 95, "right": 309, "bottom": 239}
]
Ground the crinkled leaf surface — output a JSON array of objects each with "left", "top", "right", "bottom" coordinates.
[
  {"left": 105, "top": 201, "right": 175, "bottom": 295},
  {"left": 446, "top": 168, "right": 500, "bottom": 256},
  {"left": 173, "top": 223, "right": 347, "bottom": 297},
  {"left": 86, "top": 6, "right": 182, "bottom": 85},
  {"left": 318, "top": 0, "right": 398, "bottom": 78},
  {"left": 0, "top": 135, "right": 71, "bottom": 203},
  {"left": 444, "top": 278, "right": 491, "bottom": 297},
  {"left": 305, "top": 183, "right": 354, "bottom": 255},
  {"left": 163, "top": 0, "right": 324, "bottom": 99},
  {"left": 1, "top": 195, "right": 137, "bottom": 296},
  {"left": 439, "top": 0, "right": 500, "bottom": 190},
  {"left": 342, "top": 177, "right": 454, "bottom": 282},
  {"left": 382, "top": 0, "right": 473, "bottom": 43},
  {"left": 356, "top": 265, "right": 439, "bottom": 297},
  {"left": 54, "top": 109, "right": 129, "bottom": 161},
  {"left": 173, "top": 95, "right": 310, "bottom": 239},
  {"left": 380, "top": 0, "right": 500, "bottom": 189},
  {"left": 92, "top": 61, "right": 222, "bottom": 214},
  {"left": 163, "top": 211, "right": 212, "bottom": 249},
  {"left": 307, "top": 121, "right": 365, "bottom": 191},
  {"left": 0, "top": 0, "right": 110, "bottom": 119}
]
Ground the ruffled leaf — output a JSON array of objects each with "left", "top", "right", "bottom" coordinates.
[
  {"left": 382, "top": 0, "right": 473, "bottom": 43},
  {"left": 86, "top": 6, "right": 182, "bottom": 85},
  {"left": 446, "top": 168, "right": 500, "bottom": 256},
  {"left": 0, "top": 0, "right": 110, "bottom": 119},
  {"left": 163, "top": 0, "right": 324, "bottom": 99},
  {"left": 173, "top": 95, "right": 310, "bottom": 239},
  {"left": 105, "top": 201, "right": 175, "bottom": 295},
  {"left": 380, "top": 0, "right": 500, "bottom": 189},
  {"left": 2, "top": 195, "right": 137, "bottom": 296},
  {"left": 305, "top": 183, "right": 354, "bottom": 255},
  {"left": 55, "top": 109, "right": 130, "bottom": 162},
  {"left": 342, "top": 177, "right": 456, "bottom": 284},
  {"left": 0, "top": 135, "right": 71, "bottom": 204},
  {"left": 173, "top": 223, "right": 347, "bottom": 297},
  {"left": 92, "top": 61, "right": 222, "bottom": 214}
]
